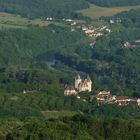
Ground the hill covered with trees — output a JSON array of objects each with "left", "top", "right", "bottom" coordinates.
[
  {"left": 0, "top": 0, "right": 89, "bottom": 19},
  {"left": 0, "top": 19, "right": 140, "bottom": 96}
]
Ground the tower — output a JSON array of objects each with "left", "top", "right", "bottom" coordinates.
[
  {"left": 87, "top": 75, "right": 92, "bottom": 92},
  {"left": 75, "top": 74, "right": 81, "bottom": 89}
]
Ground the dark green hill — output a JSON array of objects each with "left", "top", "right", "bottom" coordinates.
[
  {"left": 0, "top": 25, "right": 88, "bottom": 68},
  {"left": 0, "top": 0, "right": 89, "bottom": 18}
]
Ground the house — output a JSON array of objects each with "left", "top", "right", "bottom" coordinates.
[
  {"left": 71, "top": 22, "right": 77, "bottom": 26},
  {"left": 123, "top": 42, "right": 131, "bottom": 48},
  {"left": 64, "top": 85, "right": 78, "bottom": 96},
  {"left": 65, "top": 19, "right": 73, "bottom": 22},
  {"left": 110, "top": 20, "right": 115, "bottom": 24},
  {"left": 23, "top": 90, "right": 38, "bottom": 94},
  {"left": 137, "top": 99, "right": 140, "bottom": 106},
  {"left": 46, "top": 17, "right": 53, "bottom": 21},
  {"left": 106, "top": 28, "right": 111, "bottom": 33},
  {"left": 85, "top": 29, "right": 94, "bottom": 34},
  {"left": 96, "top": 91, "right": 111, "bottom": 103},
  {"left": 115, "top": 96, "right": 137, "bottom": 106},
  {"left": 123, "top": 41, "right": 140, "bottom": 48}
]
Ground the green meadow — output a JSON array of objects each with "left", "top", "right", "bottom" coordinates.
[
  {"left": 78, "top": 4, "right": 140, "bottom": 19},
  {"left": 41, "top": 111, "right": 78, "bottom": 119},
  {"left": 0, "top": 12, "right": 50, "bottom": 29}
]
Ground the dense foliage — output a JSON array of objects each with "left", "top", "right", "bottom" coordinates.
[
  {"left": 0, "top": 0, "right": 89, "bottom": 19},
  {"left": 87, "top": 0, "right": 140, "bottom": 7},
  {"left": 115, "top": 8, "right": 140, "bottom": 27},
  {"left": 0, "top": 115, "right": 138, "bottom": 140},
  {"left": 0, "top": 91, "right": 140, "bottom": 120},
  {"left": 0, "top": 22, "right": 140, "bottom": 95},
  {"left": 0, "top": 25, "right": 88, "bottom": 68}
]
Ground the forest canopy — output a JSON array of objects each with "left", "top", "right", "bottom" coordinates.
[{"left": 0, "top": 0, "right": 89, "bottom": 18}]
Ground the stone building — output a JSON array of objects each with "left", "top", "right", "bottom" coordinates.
[
  {"left": 64, "top": 74, "right": 92, "bottom": 96},
  {"left": 75, "top": 74, "right": 92, "bottom": 92},
  {"left": 64, "top": 85, "right": 78, "bottom": 96}
]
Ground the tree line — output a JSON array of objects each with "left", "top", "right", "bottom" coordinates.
[{"left": 87, "top": 0, "right": 140, "bottom": 7}]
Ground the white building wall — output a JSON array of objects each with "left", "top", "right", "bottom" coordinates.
[
  {"left": 87, "top": 81, "right": 92, "bottom": 92},
  {"left": 64, "top": 90, "right": 77, "bottom": 96},
  {"left": 137, "top": 99, "right": 140, "bottom": 106},
  {"left": 75, "top": 79, "right": 81, "bottom": 89}
]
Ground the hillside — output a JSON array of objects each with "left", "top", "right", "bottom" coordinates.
[
  {"left": 0, "top": 0, "right": 89, "bottom": 19},
  {"left": 0, "top": 20, "right": 140, "bottom": 96}
]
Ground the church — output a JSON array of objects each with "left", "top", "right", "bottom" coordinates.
[{"left": 64, "top": 74, "right": 92, "bottom": 96}]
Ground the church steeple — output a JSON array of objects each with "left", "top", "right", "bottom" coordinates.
[
  {"left": 75, "top": 74, "right": 81, "bottom": 80},
  {"left": 87, "top": 75, "right": 91, "bottom": 82},
  {"left": 75, "top": 74, "right": 81, "bottom": 89}
]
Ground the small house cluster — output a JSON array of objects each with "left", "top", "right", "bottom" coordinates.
[
  {"left": 93, "top": 91, "right": 140, "bottom": 106},
  {"left": 46, "top": 17, "right": 53, "bottom": 21},
  {"left": 109, "top": 19, "right": 122, "bottom": 24},
  {"left": 123, "top": 41, "right": 140, "bottom": 48},
  {"left": 62, "top": 18, "right": 77, "bottom": 26},
  {"left": 81, "top": 25, "right": 103, "bottom": 38},
  {"left": 63, "top": 18, "right": 111, "bottom": 39},
  {"left": 64, "top": 74, "right": 92, "bottom": 96},
  {"left": 81, "top": 25, "right": 111, "bottom": 38}
]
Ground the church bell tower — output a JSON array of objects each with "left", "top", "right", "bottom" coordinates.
[{"left": 75, "top": 74, "right": 81, "bottom": 89}]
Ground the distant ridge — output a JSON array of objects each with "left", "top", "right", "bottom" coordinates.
[{"left": 87, "top": 0, "right": 140, "bottom": 7}]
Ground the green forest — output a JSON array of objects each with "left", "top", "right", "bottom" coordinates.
[
  {"left": 0, "top": 0, "right": 89, "bottom": 19},
  {"left": 1, "top": 115, "right": 140, "bottom": 140},
  {"left": 0, "top": 22, "right": 140, "bottom": 95}
]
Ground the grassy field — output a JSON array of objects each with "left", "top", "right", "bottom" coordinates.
[
  {"left": 78, "top": 4, "right": 140, "bottom": 19},
  {"left": 41, "top": 110, "right": 78, "bottom": 119},
  {"left": 0, "top": 12, "right": 51, "bottom": 29}
]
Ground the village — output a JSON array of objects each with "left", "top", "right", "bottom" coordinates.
[
  {"left": 46, "top": 17, "right": 112, "bottom": 47},
  {"left": 64, "top": 74, "right": 140, "bottom": 106},
  {"left": 46, "top": 17, "right": 140, "bottom": 49},
  {"left": 64, "top": 18, "right": 112, "bottom": 43}
]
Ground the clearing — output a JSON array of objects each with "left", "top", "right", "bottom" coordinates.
[
  {"left": 78, "top": 4, "right": 140, "bottom": 19},
  {"left": 41, "top": 110, "right": 78, "bottom": 119},
  {"left": 0, "top": 12, "right": 51, "bottom": 29}
]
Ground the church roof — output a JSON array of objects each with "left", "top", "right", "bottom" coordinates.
[
  {"left": 65, "top": 85, "right": 76, "bottom": 91},
  {"left": 87, "top": 75, "right": 91, "bottom": 82},
  {"left": 79, "top": 80, "right": 88, "bottom": 87}
]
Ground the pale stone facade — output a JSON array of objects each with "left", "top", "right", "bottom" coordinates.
[
  {"left": 64, "top": 74, "right": 92, "bottom": 96},
  {"left": 137, "top": 99, "right": 140, "bottom": 106},
  {"left": 64, "top": 85, "right": 78, "bottom": 96},
  {"left": 75, "top": 74, "right": 92, "bottom": 92}
]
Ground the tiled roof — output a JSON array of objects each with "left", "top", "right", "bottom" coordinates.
[
  {"left": 65, "top": 85, "right": 76, "bottom": 90},
  {"left": 115, "top": 96, "right": 129, "bottom": 100},
  {"left": 98, "top": 91, "right": 110, "bottom": 95}
]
